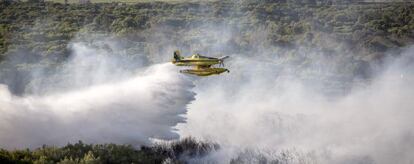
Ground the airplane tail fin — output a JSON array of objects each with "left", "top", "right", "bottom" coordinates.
[{"left": 173, "top": 50, "right": 182, "bottom": 61}]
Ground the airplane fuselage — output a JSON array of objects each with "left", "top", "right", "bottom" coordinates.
[
  {"left": 172, "top": 53, "right": 229, "bottom": 76},
  {"left": 172, "top": 59, "right": 220, "bottom": 66}
]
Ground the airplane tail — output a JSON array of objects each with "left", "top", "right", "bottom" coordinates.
[{"left": 173, "top": 50, "right": 182, "bottom": 61}]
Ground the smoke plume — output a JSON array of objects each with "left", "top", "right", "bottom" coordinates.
[
  {"left": 178, "top": 47, "right": 414, "bottom": 164},
  {"left": 1, "top": 3, "right": 414, "bottom": 164},
  {"left": 0, "top": 40, "right": 195, "bottom": 149}
]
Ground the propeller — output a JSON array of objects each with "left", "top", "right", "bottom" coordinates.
[
  {"left": 219, "top": 60, "right": 225, "bottom": 67},
  {"left": 218, "top": 56, "right": 229, "bottom": 67}
]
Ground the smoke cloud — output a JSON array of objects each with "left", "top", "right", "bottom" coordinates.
[
  {"left": 178, "top": 46, "right": 414, "bottom": 164},
  {"left": 0, "top": 40, "right": 195, "bottom": 149},
  {"left": 1, "top": 4, "right": 414, "bottom": 164}
]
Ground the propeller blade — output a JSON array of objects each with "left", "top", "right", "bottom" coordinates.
[{"left": 219, "top": 60, "right": 224, "bottom": 67}]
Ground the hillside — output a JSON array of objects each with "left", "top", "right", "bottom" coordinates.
[
  {"left": 1, "top": 1, "right": 414, "bottom": 163},
  {"left": 1, "top": 0, "right": 413, "bottom": 95}
]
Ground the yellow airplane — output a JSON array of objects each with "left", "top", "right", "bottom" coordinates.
[{"left": 172, "top": 50, "right": 229, "bottom": 76}]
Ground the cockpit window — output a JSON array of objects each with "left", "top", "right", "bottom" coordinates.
[{"left": 192, "top": 54, "right": 200, "bottom": 58}]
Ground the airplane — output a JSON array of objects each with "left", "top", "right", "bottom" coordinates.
[{"left": 172, "top": 50, "right": 230, "bottom": 76}]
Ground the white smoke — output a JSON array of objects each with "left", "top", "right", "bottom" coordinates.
[
  {"left": 179, "top": 47, "right": 414, "bottom": 164},
  {"left": 1, "top": 8, "right": 413, "bottom": 164},
  {"left": 26, "top": 38, "right": 149, "bottom": 95},
  {"left": 0, "top": 41, "right": 195, "bottom": 149}
]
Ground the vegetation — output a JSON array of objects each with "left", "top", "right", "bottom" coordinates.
[
  {"left": 1, "top": 0, "right": 413, "bottom": 95},
  {"left": 0, "top": 0, "right": 413, "bottom": 162},
  {"left": 0, "top": 138, "right": 218, "bottom": 163},
  {"left": 1, "top": 0, "right": 413, "bottom": 56}
]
